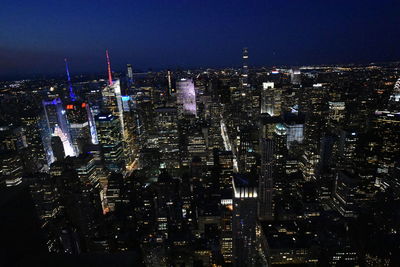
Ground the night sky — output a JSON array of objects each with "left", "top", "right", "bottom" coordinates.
[{"left": 1, "top": 0, "right": 399, "bottom": 78}]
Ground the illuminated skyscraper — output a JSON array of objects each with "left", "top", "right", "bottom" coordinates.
[
  {"left": 42, "top": 98, "right": 76, "bottom": 159},
  {"left": 95, "top": 113, "right": 124, "bottom": 173},
  {"left": 232, "top": 173, "right": 258, "bottom": 266},
  {"left": 290, "top": 68, "right": 301, "bottom": 85},
  {"left": 221, "top": 199, "right": 233, "bottom": 264},
  {"left": 21, "top": 115, "right": 47, "bottom": 172},
  {"left": 102, "top": 80, "right": 136, "bottom": 169},
  {"left": 176, "top": 78, "right": 196, "bottom": 116},
  {"left": 155, "top": 107, "right": 180, "bottom": 171},
  {"left": 273, "top": 124, "right": 288, "bottom": 179},
  {"left": 53, "top": 125, "right": 75, "bottom": 158},
  {"left": 389, "top": 78, "right": 400, "bottom": 103},
  {"left": 241, "top": 47, "right": 249, "bottom": 87},
  {"left": 328, "top": 101, "right": 346, "bottom": 127},
  {"left": 102, "top": 51, "right": 135, "bottom": 169},
  {"left": 261, "top": 82, "right": 282, "bottom": 116},
  {"left": 65, "top": 102, "right": 92, "bottom": 154},
  {"left": 127, "top": 64, "right": 133, "bottom": 82},
  {"left": 167, "top": 70, "right": 174, "bottom": 96},
  {"left": 258, "top": 138, "right": 274, "bottom": 221},
  {"left": 0, "top": 152, "right": 23, "bottom": 187}
]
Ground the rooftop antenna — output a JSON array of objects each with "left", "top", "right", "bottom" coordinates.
[
  {"left": 106, "top": 49, "right": 113, "bottom": 86},
  {"left": 64, "top": 58, "right": 76, "bottom": 101}
]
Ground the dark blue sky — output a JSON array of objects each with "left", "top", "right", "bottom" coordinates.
[{"left": 1, "top": 0, "right": 399, "bottom": 78}]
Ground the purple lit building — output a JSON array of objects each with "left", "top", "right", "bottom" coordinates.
[{"left": 177, "top": 78, "right": 196, "bottom": 116}]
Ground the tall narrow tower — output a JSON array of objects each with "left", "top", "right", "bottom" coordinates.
[
  {"left": 127, "top": 64, "right": 133, "bottom": 83},
  {"left": 258, "top": 138, "right": 274, "bottom": 220},
  {"left": 241, "top": 47, "right": 249, "bottom": 87},
  {"left": 167, "top": 70, "right": 173, "bottom": 96},
  {"left": 106, "top": 49, "right": 113, "bottom": 86},
  {"left": 64, "top": 58, "right": 76, "bottom": 101}
]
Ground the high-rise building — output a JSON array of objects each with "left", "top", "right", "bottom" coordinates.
[
  {"left": 290, "top": 68, "right": 301, "bottom": 85},
  {"left": 273, "top": 123, "right": 288, "bottom": 179},
  {"left": 167, "top": 70, "right": 175, "bottom": 96},
  {"left": 0, "top": 152, "right": 23, "bottom": 187},
  {"left": 328, "top": 101, "right": 346, "bottom": 127},
  {"left": 241, "top": 47, "right": 249, "bottom": 87},
  {"left": 127, "top": 64, "right": 133, "bottom": 82},
  {"left": 258, "top": 138, "right": 274, "bottom": 221},
  {"left": 70, "top": 153, "right": 98, "bottom": 185},
  {"left": 65, "top": 102, "right": 92, "bottom": 154},
  {"left": 217, "top": 150, "right": 234, "bottom": 190},
  {"left": 95, "top": 113, "right": 124, "bottom": 173},
  {"left": 261, "top": 82, "right": 282, "bottom": 116},
  {"left": 232, "top": 173, "right": 258, "bottom": 266},
  {"left": 220, "top": 199, "right": 233, "bottom": 264},
  {"left": 43, "top": 98, "right": 76, "bottom": 158},
  {"left": 21, "top": 115, "right": 47, "bottom": 172},
  {"left": 155, "top": 107, "right": 180, "bottom": 172},
  {"left": 176, "top": 78, "right": 196, "bottom": 116},
  {"left": 102, "top": 53, "right": 133, "bottom": 169},
  {"left": 51, "top": 136, "right": 65, "bottom": 162}
]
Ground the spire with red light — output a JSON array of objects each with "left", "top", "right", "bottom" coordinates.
[{"left": 106, "top": 49, "right": 113, "bottom": 86}]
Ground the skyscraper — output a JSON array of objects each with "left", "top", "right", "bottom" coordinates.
[
  {"left": 261, "top": 82, "right": 282, "bottom": 117},
  {"left": 232, "top": 173, "right": 258, "bottom": 266},
  {"left": 0, "top": 152, "right": 23, "bottom": 187},
  {"left": 65, "top": 102, "right": 92, "bottom": 154},
  {"left": 258, "top": 138, "right": 274, "bottom": 221},
  {"left": 167, "top": 70, "right": 174, "bottom": 96},
  {"left": 127, "top": 64, "right": 133, "bottom": 82},
  {"left": 42, "top": 98, "right": 76, "bottom": 159},
  {"left": 176, "top": 78, "right": 196, "bottom": 116},
  {"left": 51, "top": 136, "right": 65, "bottom": 162},
  {"left": 95, "top": 113, "right": 124, "bottom": 173},
  {"left": 241, "top": 47, "right": 249, "bottom": 87},
  {"left": 290, "top": 68, "right": 301, "bottom": 85}
]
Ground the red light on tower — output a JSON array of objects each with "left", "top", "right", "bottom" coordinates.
[
  {"left": 81, "top": 103, "right": 86, "bottom": 108},
  {"left": 106, "top": 49, "right": 113, "bottom": 86}
]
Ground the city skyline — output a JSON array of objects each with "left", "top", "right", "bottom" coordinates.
[{"left": 1, "top": 1, "right": 400, "bottom": 266}]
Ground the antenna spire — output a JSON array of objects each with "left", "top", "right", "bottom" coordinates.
[
  {"left": 64, "top": 58, "right": 76, "bottom": 101},
  {"left": 106, "top": 49, "right": 113, "bottom": 86}
]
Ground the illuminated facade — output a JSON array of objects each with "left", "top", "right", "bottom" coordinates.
[
  {"left": 53, "top": 125, "right": 75, "bottom": 158},
  {"left": 241, "top": 47, "right": 249, "bottom": 87},
  {"left": 65, "top": 102, "right": 92, "bottom": 154},
  {"left": 95, "top": 113, "right": 124, "bottom": 173},
  {"left": 290, "top": 68, "right": 301, "bottom": 85},
  {"left": 233, "top": 174, "right": 258, "bottom": 266},
  {"left": 102, "top": 80, "right": 136, "bottom": 168},
  {"left": 127, "top": 64, "right": 133, "bottom": 82},
  {"left": 258, "top": 138, "right": 274, "bottom": 221},
  {"left": 285, "top": 123, "right": 304, "bottom": 149},
  {"left": 177, "top": 78, "right": 196, "bottom": 116},
  {"left": 328, "top": 101, "right": 346, "bottom": 125},
  {"left": 0, "top": 152, "right": 23, "bottom": 187},
  {"left": 155, "top": 107, "right": 180, "bottom": 171},
  {"left": 390, "top": 78, "right": 400, "bottom": 102},
  {"left": 261, "top": 82, "right": 282, "bottom": 116},
  {"left": 43, "top": 98, "right": 76, "bottom": 159}
]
